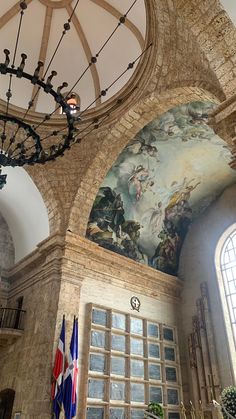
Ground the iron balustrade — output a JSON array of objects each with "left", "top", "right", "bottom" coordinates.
[{"left": 0, "top": 307, "right": 25, "bottom": 330}]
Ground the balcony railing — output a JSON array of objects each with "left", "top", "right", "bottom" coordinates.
[{"left": 0, "top": 307, "right": 26, "bottom": 331}]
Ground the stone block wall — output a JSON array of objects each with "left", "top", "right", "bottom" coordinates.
[
  {"left": 0, "top": 238, "right": 62, "bottom": 419},
  {"left": 0, "top": 233, "right": 184, "bottom": 418}
]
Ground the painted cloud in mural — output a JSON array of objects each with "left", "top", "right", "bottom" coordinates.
[{"left": 86, "top": 101, "right": 236, "bottom": 276}]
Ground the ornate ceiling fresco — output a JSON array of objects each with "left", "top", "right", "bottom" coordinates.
[
  {"left": 86, "top": 101, "right": 236, "bottom": 276},
  {"left": 0, "top": 0, "right": 146, "bottom": 113}
]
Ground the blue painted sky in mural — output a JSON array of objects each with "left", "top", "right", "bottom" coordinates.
[{"left": 87, "top": 101, "right": 236, "bottom": 275}]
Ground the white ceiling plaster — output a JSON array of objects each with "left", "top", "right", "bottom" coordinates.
[
  {"left": 0, "top": 167, "right": 49, "bottom": 263},
  {"left": 0, "top": 0, "right": 146, "bottom": 113},
  {"left": 220, "top": 0, "right": 236, "bottom": 26}
]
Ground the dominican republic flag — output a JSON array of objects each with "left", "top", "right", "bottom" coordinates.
[
  {"left": 51, "top": 316, "right": 65, "bottom": 419},
  {"left": 63, "top": 317, "right": 79, "bottom": 419}
]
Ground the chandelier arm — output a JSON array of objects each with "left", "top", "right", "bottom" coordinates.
[
  {"left": 0, "top": 1, "right": 151, "bottom": 168},
  {"left": 2, "top": 74, "right": 13, "bottom": 150},
  {"left": 20, "top": 118, "right": 97, "bottom": 157},
  {"left": 13, "top": 88, "right": 134, "bottom": 160},
  {"left": 73, "top": 89, "right": 138, "bottom": 144},
  {"left": 2, "top": 3, "right": 26, "bottom": 147},
  {"left": 73, "top": 92, "right": 136, "bottom": 143},
  {"left": 74, "top": 113, "right": 111, "bottom": 145},
  {"left": 12, "top": 0, "right": 81, "bottom": 129},
  {"left": 19, "top": 42, "right": 146, "bottom": 141},
  {"left": 1, "top": 67, "right": 71, "bottom": 160},
  {"left": 42, "top": 32, "right": 65, "bottom": 82},
  {"left": 79, "top": 43, "right": 153, "bottom": 118},
  {"left": 28, "top": 42, "right": 151, "bottom": 144},
  {"left": 68, "top": 0, "right": 81, "bottom": 22},
  {"left": 104, "top": 42, "right": 152, "bottom": 92},
  {"left": 66, "top": 0, "right": 139, "bottom": 99},
  {"left": 29, "top": 42, "right": 150, "bottom": 143},
  {"left": 15, "top": 0, "right": 141, "bottom": 131},
  {"left": 12, "top": 6, "right": 25, "bottom": 68},
  {"left": 41, "top": 0, "right": 81, "bottom": 80}
]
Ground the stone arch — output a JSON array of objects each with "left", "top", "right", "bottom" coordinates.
[
  {"left": 26, "top": 165, "right": 65, "bottom": 234},
  {"left": 0, "top": 389, "right": 15, "bottom": 419},
  {"left": 0, "top": 211, "right": 14, "bottom": 269},
  {"left": 68, "top": 86, "right": 221, "bottom": 236},
  {"left": 175, "top": 0, "right": 236, "bottom": 97}
]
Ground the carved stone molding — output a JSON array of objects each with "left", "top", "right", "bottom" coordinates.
[
  {"left": 209, "top": 95, "right": 236, "bottom": 169},
  {"left": 63, "top": 232, "right": 183, "bottom": 301},
  {"left": 3, "top": 232, "right": 183, "bottom": 303}
]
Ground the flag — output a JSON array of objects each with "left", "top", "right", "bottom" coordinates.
[
  {"left": 51, "top": 316, "right": 65, "bottom": 419},
  {"left": 63, "top": 317, "right": 78, "bottom": 419}
]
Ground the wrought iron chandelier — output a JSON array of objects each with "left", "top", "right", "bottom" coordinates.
[{"left": 0, "top": 0, "right": 151, "bottom": 189}]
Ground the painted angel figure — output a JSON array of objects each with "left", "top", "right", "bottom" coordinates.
[
  {"left": 167, "top": 177, "right": 201, "bottom": 209},
  {"left": 118, "top": 162, "right": 150, "bottom": 201},
  {"left": 128, "top": 164, "right": 149, "bottom": 200},
  {"left": 141, "top": 201, "right": 164, "bottom": 234}
]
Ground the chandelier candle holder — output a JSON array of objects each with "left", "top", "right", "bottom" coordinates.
[{"left": 0, "top": 0, "right": 152, "bottom": 187}]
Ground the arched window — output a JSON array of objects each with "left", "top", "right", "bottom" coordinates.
[{"left": 220, "top": 230, "right": 236, "bottom": 345}]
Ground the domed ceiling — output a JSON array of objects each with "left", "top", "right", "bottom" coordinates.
[
  {"left": 220, "top": 0, "right": 236, "bottom": 26},
  {"left": 0, "top": 0, "right": 146, "bottom": 113},
  {"left": 86, "top": 101, "right": 236, "bottom": 276}
]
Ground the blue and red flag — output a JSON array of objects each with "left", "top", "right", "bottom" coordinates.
[
  {"left": 51, "top": 315, "right": 65, "bottom": 419},
  {"left": 63, "top": 317, "right": 78, "bottom": 419}
]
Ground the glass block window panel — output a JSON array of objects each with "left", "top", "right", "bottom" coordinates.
[
  {"left": 130, "top": 317, "right": 143, "bottom": 335},
  {"left": 90, "top": 354, "right": 106, "bottom": 373},
  {"left": 110, "top": 408, "right": 125, "bottom": 419},
  {"left": 131, "top": 383, "right": 145, "bottom": 403},
  {"left": 92, "top": 309, "right": 107, "bottom": 327},
  {"left": 110, "top": 381, "right": 125, "bottom": 401},
  {"left": 88, "top": 379, "right": 105, "bottom": 400},
  {"left": 111, "top": 334, "right": 126, "bottom": 352},
  {"left": 164, "top": 346, "right": 176, "bottom": 362},
  {"left": 111, "top": 356, "right": 125, "bottom": 376},
  {"left": 148, "top": 343, "right": 160, "bottom": 359},
  {"left": 166, "top": 367, "right": 177, "bottom": 382},
  {"left": 86, "top": 305, "right": 181, "bottom": 416},
  {"left": 131, "top": 360, "right": 144, "bottom": 378},
  {"left": 168, "top": 413, "right": 180, "bottom": 419},
  {"left": 148, "top": 323, "right": 159, "bottom": 339},
  {"left": 91, "top": 330, "right": 106, "bottom": 349},
  {"left": 149, "top": 363, "right": 161, "bottom": 380},
  {"left": 163, "top": 327, "right": 174, "bottom": 342},
  {"left": 167, "top": 389, "right": 179, "bottom": 405},
  {"left": 131, "top": 410, "right": 145, "bottom": 418},
  {"left": 130, "top": 338, "right": 143, "bottom": 356},
  {"left": 87, "top": 407, "right": 104, "bottom": 419},
  {"left": 112, "top": 312, "right": 126, "bottom": 330},
  {"left": 150, "top": 386, "right": 162, "bottom": 403}
]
